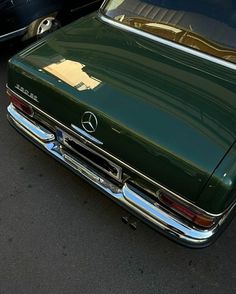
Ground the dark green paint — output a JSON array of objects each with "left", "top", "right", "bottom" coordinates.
[{"left": 7, "top": 13, "right": 236, "bottom": 213}]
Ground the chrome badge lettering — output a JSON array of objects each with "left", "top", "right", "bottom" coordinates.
[{"left": 15, "top": 84, "right": 39, "bottom": 102}]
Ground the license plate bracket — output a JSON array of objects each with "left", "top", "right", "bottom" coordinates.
[{"left": 56, "top": 128, "right": 122, "bottom": 182}]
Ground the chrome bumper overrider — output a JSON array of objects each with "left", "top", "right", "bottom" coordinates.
[{"left": 7, "top": 103, "right": 230, "bottom": 247}]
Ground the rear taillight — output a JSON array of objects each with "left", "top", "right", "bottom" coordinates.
[
  {"left": 7, "top": 91, "right": 34, "bottom": 117},
  {"left": 158, "top": 191, "right": 216, "bottom": 228}
]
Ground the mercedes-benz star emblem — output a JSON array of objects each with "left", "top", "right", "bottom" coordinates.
[{"left": 81, "top": 111, "right": 98, "bottom": 133}]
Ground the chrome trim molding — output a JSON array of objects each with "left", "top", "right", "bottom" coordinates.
[
  {"left": 0, "top": 27, "right": 27, "bottom": 40},
  {"left": 7, "top": 104, "right": 235, "bottom": 247},
  {"left": 98, "top": 13, "right": 236, "bottom": 72},
  {"left": 6, "top": 85, "right": 225, "bottom": 218},
  {"left": 71, "top": 124, "right": 103, "bottom": 145}
]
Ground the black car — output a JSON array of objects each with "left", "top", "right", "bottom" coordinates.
[{"left": 0, "top": 0, "right": 102, "bottom": 42}]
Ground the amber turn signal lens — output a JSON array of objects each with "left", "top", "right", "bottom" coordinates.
[
  {"left": 193, "top": 214, "right": 215, "bottom": 228},
  {"left": 7, "top": 91, "right": 34, "bottom": 117},
  {"left": 158, "top": 191, "right": 215, "bottom": 228}
]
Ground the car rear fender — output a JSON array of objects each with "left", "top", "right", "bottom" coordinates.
[{"left": 198, "top": 141, "right": 236, "bottom": 214}]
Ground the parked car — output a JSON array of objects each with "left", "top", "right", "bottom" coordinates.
[
  {"left": 6, "top": 0, "right": 236, "bottom": 247},
  {"left": 0, "top": 0, "right": 102, "bottom": 42}
]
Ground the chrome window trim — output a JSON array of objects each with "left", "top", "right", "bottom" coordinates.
[
  {"left": 0, "top": 27, "right": 27, "bottom": 40},
  {"left": 98, "top": 9, "right": 236, "bottom": 72},
  {"left": 6, "top": 84, "right": 228, "bottom": 218}
]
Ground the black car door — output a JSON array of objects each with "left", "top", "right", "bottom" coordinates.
[{"left": 66, "top": 0, "right": 102, "bottom": 13}]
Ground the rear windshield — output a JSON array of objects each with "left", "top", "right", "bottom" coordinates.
[{"left": 103, "top": 0, "right": 236, "bottom": 64}]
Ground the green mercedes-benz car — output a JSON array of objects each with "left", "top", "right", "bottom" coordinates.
[{"left": 6, "top": 0, "right": 236, "bottom": 247}]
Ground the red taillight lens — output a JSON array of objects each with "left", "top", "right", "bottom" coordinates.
[
  {"left": 7, "top": 91, "right": 34, "bottom": 117},
  {"left": 158, "top": 191, "right": 215, "bottom": 228}
]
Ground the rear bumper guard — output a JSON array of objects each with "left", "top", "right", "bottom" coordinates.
[{"left": 7, "top": 103, "right": 229, "bottom": 248}]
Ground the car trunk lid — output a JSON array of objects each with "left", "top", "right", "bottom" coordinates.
[{"left": 7, "top": 15, "right": 236, "bottom": 202}]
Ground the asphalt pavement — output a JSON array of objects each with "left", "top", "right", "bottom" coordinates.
[{"left": 0, "top": 44, "right": 236, "bottom": 294}]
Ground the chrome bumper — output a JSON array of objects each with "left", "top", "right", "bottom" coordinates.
[{"left": 7, "top": 103, "right": 229, "bottom": 248}]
